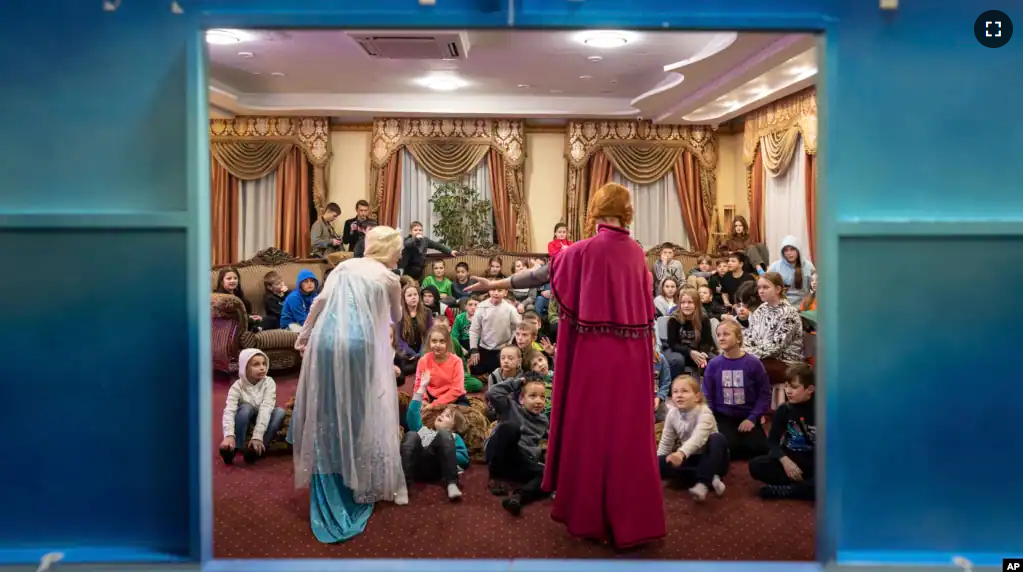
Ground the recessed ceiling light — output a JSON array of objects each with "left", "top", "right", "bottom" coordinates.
[
  {"left": 415, "top": 75, "right": 467, "bottom": 91},
  {"left": 579, "top": 75, "right": 593, "bottom": 80},
  {"left": 749, "top": 87, "right": 770, "bottom": 97},
  {"left": 270, "top": 72, "right": 286, "bottom": 77},
  {"left": 789, "top": 66, "right": 815, "bottom": 76},
  {"left": 517, "top": 84, "right": 532, "bottom": 89},
  {"left": 574, "top": 30, "right": 635, "bottom": 49},
  {"left": 205, "top": 29, "right": 250, "bottom": 45},
  {"left": 587, "top": 55, "right": 604, "bottom": 62},
  {"left": 720, "top": 100, "right": 738, "bottom": 108},
  {"left": 237, "top": 51, "right": 254, "bottom": 58},
  {"left": 251, "top": 71, "right": 262, "bottom": 75}
]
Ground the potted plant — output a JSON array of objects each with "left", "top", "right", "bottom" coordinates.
[{"left": 428, "top": 181, "right": 494, "bottom": 250}]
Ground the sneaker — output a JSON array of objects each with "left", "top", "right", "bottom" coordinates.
[
  {"left": 394, "top": 487, "right": 409, "bottom": 506},
  {"left": 242, "top": 446, "right": 258, "bottom": 465},
  {"left": 711, "top": 475, "right": 726, "bottom": 496},
  {"left": 501, "top": 494, "right": 523, "bottom": 516},
  {"left": 446, "top": 483, "right": 463, "bottom": 502},
  {"left": 219, "top": 446, "right": 235, "bottom": 466},
  {"left": 688, "top": 483, "right": 708, "bottom": 502}
]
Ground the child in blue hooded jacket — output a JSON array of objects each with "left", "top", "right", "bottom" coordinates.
[{"left": 280, "top": 269, "right": 319, "bottom": 332}]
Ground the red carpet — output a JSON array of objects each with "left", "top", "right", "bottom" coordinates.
[{"left": 212, "top": 371, "right": 815, "bottom": 560}]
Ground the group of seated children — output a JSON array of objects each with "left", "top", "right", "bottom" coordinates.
[
  {"left": 216, "top": 224, "right": 817, "bottom": 507},
  {"left": 213, "top": 266, "right": 322, "bottom": 334}
]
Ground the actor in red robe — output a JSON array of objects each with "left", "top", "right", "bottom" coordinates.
[{"left": 467, "top": 183, "right": 666, "bottom": 549}]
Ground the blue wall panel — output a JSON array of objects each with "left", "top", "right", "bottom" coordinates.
[
  {"left": 832, "top": 236, "right": 1022, "bottom": 560},
  {"left": 0, "top": 229, "right": 191, "bottom": 557},
  {"left": 0, "top": 1, "right": 189, "bottom": 213},
  {"left": 0, "top": 0, "right": 1020, "bottom": 568}
]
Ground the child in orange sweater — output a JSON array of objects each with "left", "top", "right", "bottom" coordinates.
[{"left": 414, "top": 323, "right": 470, "bottom": 406}]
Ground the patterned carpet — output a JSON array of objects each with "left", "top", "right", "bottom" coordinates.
[{"left": 212, "top": 371, "right": 815, "bottom": 560}]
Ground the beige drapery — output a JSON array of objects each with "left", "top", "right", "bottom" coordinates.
[
  {"left": 742, "top": 89, "right": 818, "bottom": 251},
  {"left": 368, "top": 118, "right": 532, "bottom": 251},
  {"left": 210, "top": 117, "right": 332, "bottom": 213},
  {"left": 563, "top": 121, "right": 718, "bottom": 248}
]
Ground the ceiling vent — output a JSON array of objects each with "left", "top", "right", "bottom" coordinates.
[{"left": 347, "top": 32, "right": 471, "bottom": 60}]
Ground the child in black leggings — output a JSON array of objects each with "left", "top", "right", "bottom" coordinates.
[
  {"left": 749, "top": 363, "right": 816, "bottom": 500},
  {"left": 484, "top": 372, "right": 550, "bottom": 516}
]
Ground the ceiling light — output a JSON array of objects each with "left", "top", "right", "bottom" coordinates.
[
  {"left": 270, "top": 72, "right": 286, "bottom": 77},
  {"left": 574, "top": 30, "right": 635, "bottom": 49},
  {"left": 789, "top": 66, "right": 815, "bottom": 76},
  {"left": 416, "top": 75, "right": 467, "bottom": 91},
  {"left": 517, "top": 84, "right": 531, "bottom": 89},
  {"left": 587, "top": 55, "right": 604, "bottom": 62},
  {"left": 720, "top": 100, "right": 738, "bottom": 108},
  {"left": 579, "top": 75, "right": 593, "bottom": 80},
  {"left": 237, "top": 51, "right": 254, "bottom": 58},
  {"left": 205, "top": 29, "right": 250, "bottom": 45}
]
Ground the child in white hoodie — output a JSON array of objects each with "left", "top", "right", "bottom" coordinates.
[
  {"left": 219, "top": 348, "right": 286, "bottom": 465},
  {"left": 657, "top": 374, "right": 730, "bottom": 501}
]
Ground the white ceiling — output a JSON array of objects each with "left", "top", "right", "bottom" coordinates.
[{"left": 207, "top": 29, "right": 817, "bottom": 125}]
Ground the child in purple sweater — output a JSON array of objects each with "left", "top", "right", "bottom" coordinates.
[{"left": 702, "top": 320, "right": 771, "bottom": 459}]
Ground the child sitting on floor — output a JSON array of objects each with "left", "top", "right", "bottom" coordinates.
[
  {"left": 749, "top": 363, "right": 816, "bottom": 500},
  {"left": 469, "top": 287, "right": 521, "bottom": 375},
  {"left": 420, "top": 284, "right": 445, "bottom": 318},
  {"left": 484, "top": 372, "right": 551, "bottom": 516},
  {"left": 402, "top": 370, "right": 470, "bottom": 502},
  {"left": 451, "top": 296, "right": 478, "bottom": 353},
  {"left": 414, "top": 323, "right": 469, "bottom": 406},
  {"left": 514, "top": 320, "right": 544, "bottom": 356},
  {"left": 547, "top": 222, "right": 573, "bottom": 258},
  {"left": 219, "top": 348, "right": 286, "bottom": 465},
  {"left": 689, "top": 254, "right": 714, "bottom": 279},
  {"left": 655, "top": 277, "right": 681, "bottom": 318},
  {"left": 657, "top": 375, "right": 730, "bottom": 501},
  {"left": 523, "top": 350, "right": 553, "bottom": 415},
  {"left": 652, "top": 243, "right": 685, "bottom": 296},
  {"left": 703, "top": 320, "right": 771, "bottom": 460},
  {"left": 698, "top": 284, "right": 726, "bottom": 321},
  {"left": 280, "top": 269, "right": 319, "bottom": 332},
  {"left": 261, "top": 271, "right": 288, "bottom": 330},
  {"left": 522, "top": 311, "right": 555, "bottom": 358},
  {"left": 435, "top": 315, "right": 482, "bottom": 393},
  {"left": 489, "top": 345, "right": 523, "bottom": 390}
]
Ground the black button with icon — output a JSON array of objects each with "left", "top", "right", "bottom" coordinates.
[{"left": 975, "top": 10, "right": 1013, "bottom": 48}]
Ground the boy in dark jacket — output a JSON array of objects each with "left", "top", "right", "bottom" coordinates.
[
  {"left": 261, "top": 271, "right": 288, "bottom": 330},
  {"left": 484, "top": 372, "right": 551, "bottom": 516},
  {"left": 748, "top": 363, "right": 816, "bottom": 500},
  {"left": 399, "top": 221, "right": 458, "bottom": 280}
]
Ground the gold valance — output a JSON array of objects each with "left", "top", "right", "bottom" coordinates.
[
  {"left": 565, "top": 120, "right": 718, "bottom": 171},
  {"left": 210, "top": 140, "right": 295, "bottom": 181},
  {"left": 742, "top": 88, "right": 818, "bottom": 166},
  {"left": 210, "top": 116, "right": 332, "bottom": 212},
  {"left": 601, "top": 145, "right": 685, "bottom": 184},
  {"left": 405, "top": 142, "right": 491, "bottom": 181},
  {"left": 370, "top": 118, "right": 525, "bottom": 168}
]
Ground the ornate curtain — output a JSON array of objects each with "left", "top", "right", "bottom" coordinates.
[
  {"left": 742, "top": 88, "right": 818, "bottom": 256},
  {"left": 209, "top": 117, "right": 331, "bottom": 260},
  {"left": 564, "top": 121, "right": 717, "bottom": 251},
  {"left": 369, "top": 118, "right": 531, "bottom": 251}
]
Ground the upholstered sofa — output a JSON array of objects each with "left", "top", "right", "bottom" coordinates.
[{"left": 210, "top": 248, "right": 334, "bottom": 373}]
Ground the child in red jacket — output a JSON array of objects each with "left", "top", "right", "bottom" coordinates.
[{"left": 547, "top": 223, "right": 573, "bottom": 258}]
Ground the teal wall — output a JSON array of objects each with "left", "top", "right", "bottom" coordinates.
[{"left": 1, "top": 0, "right": 1020, "bottom": 569}]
